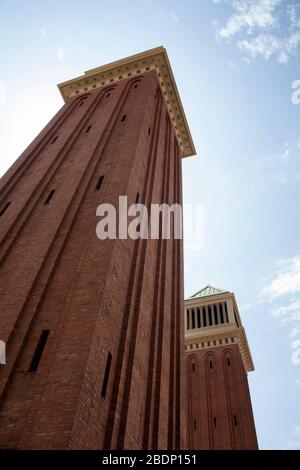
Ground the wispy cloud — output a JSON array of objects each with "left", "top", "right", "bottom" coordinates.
[
  {"left": 261, "top": 257, "right": 300, "bottom": 301},
  {"left": 217, "top": 0, "right": 281, "bottom": 40},
  {"left": 271, "top": 300, "right": 300, "bottom": 324},
  {"left": 57, "top": 47, "right": 65, "bottom": 61},
  {"left": 213, "top": 1, "right": 300, "bottom": 64}
]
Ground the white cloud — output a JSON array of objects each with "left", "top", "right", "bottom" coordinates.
[
  {"left": 213, "top": 1, "right": 300, "bottom": 64},
  {"left": 40, "top": 27, "right": 48, "bottom": 38},
  {"left": 57, "top": 47, "right": 65, "bottom": 61},
  {"left": 0, "top": 80, "right": 6, "bottom": 105},
  {"left": 261, "top": 257, "right": 300, "bottom": 301},
  {"left": 217, "top": 0, "right": 281, "bottom": 40}
]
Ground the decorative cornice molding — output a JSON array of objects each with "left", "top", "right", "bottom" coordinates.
[
  {"left": 57, "top": 46, "right": 196, "bottom": 158},
  {"left": 185, "top": 326, "right": 255, "bottom": 373}
]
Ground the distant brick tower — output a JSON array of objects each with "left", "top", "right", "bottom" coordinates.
[
  {"left": 0, "top": 47, "right": 196, "bottom": 449},
  {"left": 185, "top": 285, "right": 258, "bottom": 450}
]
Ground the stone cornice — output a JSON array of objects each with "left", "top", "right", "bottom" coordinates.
[
  {"left": 185, "top": 325, "right": 255, "bottom": 372},
  {"left": 57, "top": 46, "right": 196, "bottom": 158},
  {"left": 184, "top": 292, "right": 235, "bottom": 308}
]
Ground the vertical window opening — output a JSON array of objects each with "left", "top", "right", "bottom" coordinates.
[
  {"left": 213, "top": 304, "right": 218, "bottom": 324},
  {"left": 106, "top": 92, "right": 111, "bottom": 98},
  {"left": 44, "top": 190, "right": 55, "bottom": 205},
  {"left": 213, "top": 417, "right": 217, "bottom": 428},
  {"left": 208, "top": 306, "right": 212, "bottom": 326},
  {"left": 203, "top": 307, "right": 207, "bottom": 327},
  {"left": 148, "top": 127, "right": 151, "bottom": 136},
  {"left": 220, "top": 303, "right": 224, "bottom": 324},
  {"left": 95, "top": 175, "right": 104, "bottom": 191},
  {"left": 0, "top": 202, "right": 11, "bottom": 217},
  {"left": 134, "top": 83, "right": 138, "bottom": 89},
  {"left": 192, "top": 363, "right": 195, "bottom": 372},
  {"left": 28, "top": 330, "right": 50, "bottom": 373},
  {"left": 135, "top": 192, "right": 139, "bottom": 204},
  {"left": 224, "top": 302, "right": 229, "bottom": 322},
  {"left": 101, "top": 351, "right": 112, "bottom": 398},
  {"left": 121, "top": 114, "right": 127, "bottom": 122},
  {"left": 85, "top": 125, "right": 92, "bottom": 134},
  {"left": 193, "top": 419, "right": 197, "bottom": 431},
  {"left": 233, "top": 415, "right": 238, "bottom": 426},
  {"left": 209, "top": 360, "right": 213, "bottom": 370},
  {"left": 187, "top": 310, "right": 190, "bottom": 330},
  {"left": 51, "top": 136, "right": 58, "bottom": 144},
  {"left": 192, "top": 309, "right": 195, "bottom": 329},
  {"left": 227, "top": 357, "right": 231, "bottom": 367},
  {"left": 197, "top": 308, "right": 201, "bottom": 328}
]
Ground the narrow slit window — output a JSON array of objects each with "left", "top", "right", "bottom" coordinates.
[
  {"left": 214, "top": 417, "right": 217, "bottom": 428},
  {"left": 187, "top": 310, "right": 190, "bottom": 330},
  {"left": 28, "top": 330, "right": 50, "bottom": 373},
  {"left": 121, "top": 114, "right": 127, "bottom": 122},
  {"left": 233, "top": 415, "right": 238, "bottom": 426},
  {"left": 227, "top": 357, "right": 231, "bottom": 367},
  {"left": 135, "top": 192, "right": 139, "bottom": 204},
  {"left": 193, "top": 419, "right": 197, "bottom": 431},
  {"left": 95, "top": 175, "right": 104, "bottom": 191},
  {"left": 148, "top": 127, "right": 151, "bottom": 136},
  {"left": 51, "top": 136, "right": 58, "bottom": 144},
  {"left": 134, "top": 83, "right": 138, "bottom": 89},
  {"left": 192, "top": 363, "right": 195, "bottom": 372},
  {"left": 101, "top": 351, "right": 112, "bottom": 398},
  {"left": 209, "top": 360, "right": 213, "bottom": 370},
  {"left": 0, "top": 202, "right": 11, "bottom": 217},
  {"left": 106, "top": 92, "right": 111, "bottom": 98},
  {"left": 44, "top": 190, "right": 55, "bottom": 205},
  {"left": 85, "top": 125, "right": 92, "bottom": 134}
]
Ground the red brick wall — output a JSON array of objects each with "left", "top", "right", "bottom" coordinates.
[
  {"left": 0, "top": 71, "right": 186, "bottom": 449},
  {"left": 186, "top": 344, "right": 258, "bottom": 450}
]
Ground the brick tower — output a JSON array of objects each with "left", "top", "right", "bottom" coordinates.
[
  {"left": 0, "top": 47, "right": 196, "bottom": 449},
  {"left": 185, "top": 285, "right": 258, "bottom": 450}
]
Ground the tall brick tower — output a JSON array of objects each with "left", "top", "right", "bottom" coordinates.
[
  {"left": 0, "top": 47, "right": 196, "bottom": 450},
  {"left": 185, "top": 285, "right": 258, "bottom": 450}
]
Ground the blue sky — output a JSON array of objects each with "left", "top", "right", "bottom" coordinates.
[{"left": 1, "top": 0, "right": 300, "bottom": 450}]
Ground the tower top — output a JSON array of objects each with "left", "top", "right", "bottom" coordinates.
[
  {"left": 185, "top": 286, "right": 255, "bottom": 372},
  {"left": 57, "top": 46, "right": 196, "bottom": 158}
]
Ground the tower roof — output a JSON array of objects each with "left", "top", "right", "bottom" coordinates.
[
  {"left": 57, "top": 46, "right": 196, "bottom": 158},
  {"left": 188, "top": 284, "right": 228, "bottom": 300}
]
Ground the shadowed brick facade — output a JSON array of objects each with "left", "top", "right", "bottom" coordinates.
[
  {"left": 185, "top": 286, "right": 258, "bottom": 450},
  {"left": 0, "top": 48, "right": 196, "bottom": 449}
]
